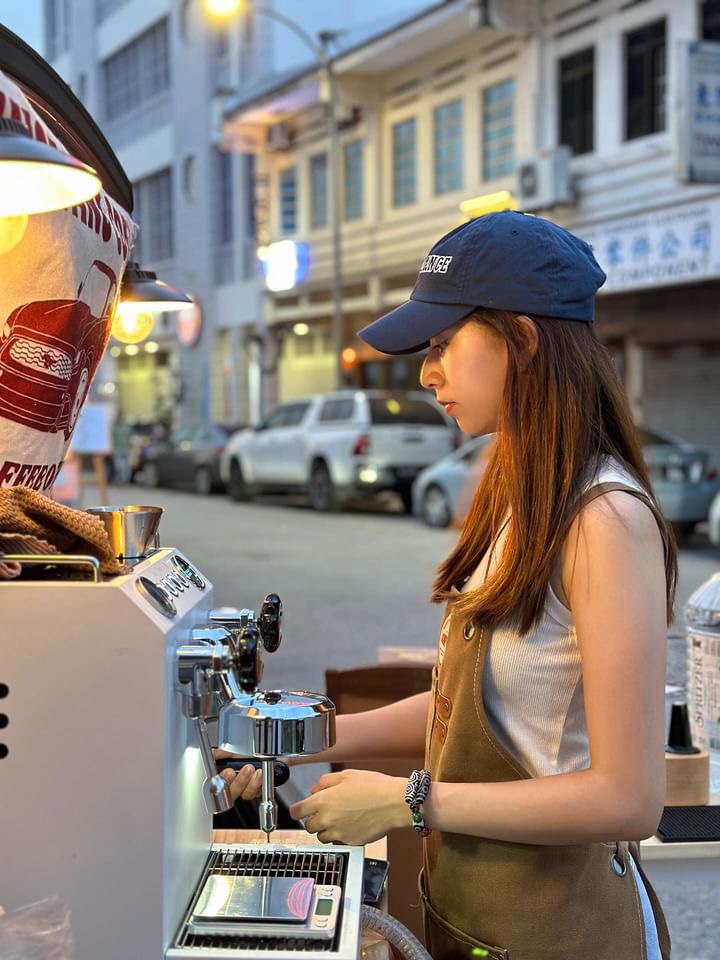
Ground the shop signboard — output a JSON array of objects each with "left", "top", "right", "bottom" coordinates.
[
  {"left": 577, "top": 200, "right": 720, "bottom": 294},
  {"left": 675, "top": 40, "right": 720, "bottom": 184}
]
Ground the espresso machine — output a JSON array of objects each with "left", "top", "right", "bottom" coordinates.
[{"left": 0, "top": 507, "right": 366, "bottom": 959}]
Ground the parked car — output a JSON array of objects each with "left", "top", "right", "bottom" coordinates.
[
  {"left": 138, "top": 423, "right": 242, "bottom": 494},
  {"left": 220, "top": 390, "right": 458, "bottom": 511},
  {"left": 638, "top": 427, "right": 720, "bottom": 541},
  {"left": 411, "top": 435, "right": 493, "bottom": 527},
  {"left": 708, "top": 490, "right": 720, "bottom": 547},
  {"left": 412, "top": 426, "right": 720, "bottom": 539}
]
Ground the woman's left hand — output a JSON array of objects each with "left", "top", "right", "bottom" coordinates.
[{"left": 289, "top": 770, "right": 408, "bottom": 845}]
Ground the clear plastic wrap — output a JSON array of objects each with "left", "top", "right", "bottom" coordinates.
[{"left": 0, "top": 897, "right": 74, "bottom": 960}]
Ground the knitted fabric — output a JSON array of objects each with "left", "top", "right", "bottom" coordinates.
[{"left": 0, "top": 487, "right": 129, "bottom": 578}]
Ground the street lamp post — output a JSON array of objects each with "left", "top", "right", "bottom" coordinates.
[
  {"left": 321, "top": 39, "right": 345, "bottom": 391},
  {"left": 206, "top": 1, "right": 345, "bottom": 391}
]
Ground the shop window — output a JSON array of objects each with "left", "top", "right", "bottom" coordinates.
[
  {"left": 703, "top": 0, "right": 720, "bottom": 40},
  {"left": 95, "top": 0, "right": 130, "bottom": 23},
  {"left": 132, "top": 168, "right": 174, "bottom": 263},
  {"left": 244, "top": 152, "right": 257, "bottom": 239},
  {"left": 214, "top": 149, "right": 234, "bottom": 283},
  {"left": 360, "top": 357, "right": 424, "bottom": 391},
  {"left": 344, "top": 141, "right": 364, "bottom": 221},
  {"left": 293, "top": 333, "right": 316, "bottom": 357},
  {"left": 625, "top": 19, "right": 666, "bottom": 140},
  {"left": 482, "top": 79, "right": 515, "bottom": 178},
  {"left": 559, "top": 48, "right": 594, "bottom": 156},
  {"left": 102, "top": 18, "right": 170, "bottom": 122},
  {"left": 392, "top": 118, "right": 417, "bottom": 207},
  {"left": 279, "top": 166, "right": 297, "bottom": 234},
  {"left": 45, "top": 0, "right": 72, "bottom": 59},
  {"left": 434, "top": 99, "right": 463, "bottom": 194},
  {"left": 310, "top": 153, "right": 328, "bottom": 228},
  {"left": 216, "top": 150, "right": 234, "bottom": 245}
]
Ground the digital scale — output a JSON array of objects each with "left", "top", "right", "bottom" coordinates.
[{"left": 189, "top": 875, "right": 342, "bottom": 939}]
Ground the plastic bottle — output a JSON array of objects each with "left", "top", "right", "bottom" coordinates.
[{"left": 684, "top": 572, "right": 720, "bottom": 796}]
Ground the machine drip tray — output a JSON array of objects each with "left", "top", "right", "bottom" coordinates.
[{"left": 173, "top": 845, "right": 359, "bottom": 957}]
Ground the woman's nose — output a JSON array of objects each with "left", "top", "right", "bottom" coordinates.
[{"left": 420, "top": 355, "right": 440, "bottom": 390}]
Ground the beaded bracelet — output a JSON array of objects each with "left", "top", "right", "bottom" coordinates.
[{"left": 404, "top": 768, "right": 432, "bottom": 837}]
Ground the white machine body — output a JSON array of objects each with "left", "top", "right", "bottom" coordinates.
[{"left": 0, "top": 549, "right": 363, "bottom": 959}]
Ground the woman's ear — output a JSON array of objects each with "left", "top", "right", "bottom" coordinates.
[{"left": 515, "top": 315, "right": 539, "bottom": 370}]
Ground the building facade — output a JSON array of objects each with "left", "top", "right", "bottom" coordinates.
[
  {"left": 224, "top": 0, "right": 720, "bottom": 460},
  {"left": 44, "top": 0, "right": 430, "bottom": 428},
  {"left": 45, "top": 0, "right": 272, "bottom": 427}
]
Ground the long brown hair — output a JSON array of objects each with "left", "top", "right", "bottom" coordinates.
[{"left": 432, "top": 309, "right": 677, "bottom": 631}]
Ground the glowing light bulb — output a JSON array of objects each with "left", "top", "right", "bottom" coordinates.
[
  {"left": 0, "top": 214, "right": 28, "bottom": 254},
  {"left": 204, "top": 0, "right": 244, "bottom": 17},
  {"left": 111, "top": 304, "right": 155, "bottom": 344},
  {"left": 341, "top": 347, "right": 358, "bottom": 370}
]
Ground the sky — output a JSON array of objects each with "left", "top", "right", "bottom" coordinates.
[{"left": 1, "top": 0, "right": 43, "bottom": 53}]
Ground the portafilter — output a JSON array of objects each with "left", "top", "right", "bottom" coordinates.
[{"left": 218, "top": 690, "right": 336, "bottom": 838}]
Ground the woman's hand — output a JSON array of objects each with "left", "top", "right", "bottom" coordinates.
[
  {"left": 289, "top": 770, "right": 408, "bottom": 845},
  {"left": 213, "top": 749, "right": 263, "bottom": 802}
]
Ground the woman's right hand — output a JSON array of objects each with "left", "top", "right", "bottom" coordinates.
[{"left": 213, "top": 750, "right": 264, "bottom": 802}]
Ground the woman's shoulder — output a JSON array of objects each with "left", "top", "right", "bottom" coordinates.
[
  {"left": 573, "top": 459, "right": 661, "bottom": 551},
  {"left": 565, "top": 456, "right": 662, "bottom": 560}
]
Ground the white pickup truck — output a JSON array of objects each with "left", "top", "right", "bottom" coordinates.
[{"left": 219, "top": 389, "right": 458, "bottom": 511}]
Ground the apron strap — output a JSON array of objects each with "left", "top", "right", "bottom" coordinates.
[{"left": 573, "top": 481, "right": 670, "bottom": 561}]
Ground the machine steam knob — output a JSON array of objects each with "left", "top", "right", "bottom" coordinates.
[
  {"left": 259, "top": 593, "right": 282, "bottom": 653},
  {"left": 235, "top": 623, "right": 264, "bottom": 693}
]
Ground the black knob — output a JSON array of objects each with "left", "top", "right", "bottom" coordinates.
[
  {"left": 234, "top": 623, "right": 263, "bottom": 693},
  {"left": 259, "top": 593, "right": 282, "bottom": 653}
]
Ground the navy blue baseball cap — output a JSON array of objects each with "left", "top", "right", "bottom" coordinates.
[{"left": 358, "top": 210, "right": 606, "bottom": 355}]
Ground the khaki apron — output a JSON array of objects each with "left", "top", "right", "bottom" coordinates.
[{"left": 420, "top": 482, "right": 672, "bottom": 960}]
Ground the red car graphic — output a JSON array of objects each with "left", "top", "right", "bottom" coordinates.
[{"left": 0, "top": 260, "right": 117, "bottom": 441}]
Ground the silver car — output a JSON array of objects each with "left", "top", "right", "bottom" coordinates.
[
  {"left": 639, "top": 427, "right": 720, "bottom": 541},
  {"left": 413, "top": 427, "right": 720, "bottom": 541},
  {"left": 221, "top": 390, "right": 457, "bottom": 512},
  {"left": 411, "top": 435, "right": 493, "bottom": 527}
]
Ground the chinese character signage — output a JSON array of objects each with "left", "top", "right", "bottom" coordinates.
[
  {"left": 577, "top": 201, "right": 720, "bottom": 293},
  {"left": 676, "top": 41, "right": 720, "bottom": 183}
]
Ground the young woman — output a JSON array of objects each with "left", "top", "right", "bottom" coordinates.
[{"left": 220, "top": 211, "right": 676, "bottom": 960}]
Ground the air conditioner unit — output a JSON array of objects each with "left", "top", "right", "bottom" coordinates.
[
  {"left": 266, "top": 121, "right": 292, "bottom": 152},
  {"left": 516, "top": 145, "right": 574, "bottom": 211}
]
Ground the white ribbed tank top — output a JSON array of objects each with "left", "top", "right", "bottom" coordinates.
[{"left": 460, "top": 458, "right": 645, "bottom": 779}]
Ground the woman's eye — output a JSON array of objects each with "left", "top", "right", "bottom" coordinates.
[{"left": 431, "top": 340, "right": 448, "bottom": 355}]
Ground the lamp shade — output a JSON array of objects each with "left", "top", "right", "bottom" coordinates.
[
  {"left": 119, "top": 261, "right": 193, "bottom": 312},
  {"left": 0, "top": 117, "right": 102, "bottom": 217}
]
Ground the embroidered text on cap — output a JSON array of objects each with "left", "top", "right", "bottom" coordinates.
[{"left": 420, "top": 255, "right": 453, "bottom": 274}]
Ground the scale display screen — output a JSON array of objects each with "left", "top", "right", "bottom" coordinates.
[
  {"left": 193, "top": 875, "right": 314, "bottom": 924},
  {"left": 316, "top": 898, "right": 333, "bottom": 916}
]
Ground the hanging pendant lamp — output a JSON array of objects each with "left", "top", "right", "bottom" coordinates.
[{"left": 0, "top": 117, "right": 102, "bottom": 217}]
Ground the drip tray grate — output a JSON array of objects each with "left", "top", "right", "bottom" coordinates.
[{"left": 176, "top": 847, "right": 348, "bottom": 953}]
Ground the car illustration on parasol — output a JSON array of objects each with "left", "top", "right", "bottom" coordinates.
[{"left": 0, "top": 259, "right": 117, "bottom": 440}]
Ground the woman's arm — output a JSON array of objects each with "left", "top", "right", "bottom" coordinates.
[
  {"left": 218, "top": 690, "right": 430, "bottom": 802},
  {"left": 290, "top": 690, "right": 431, "bottom": 766},
  {"left": 295, "top": 492, "right": 669, "bottom": 845}
]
